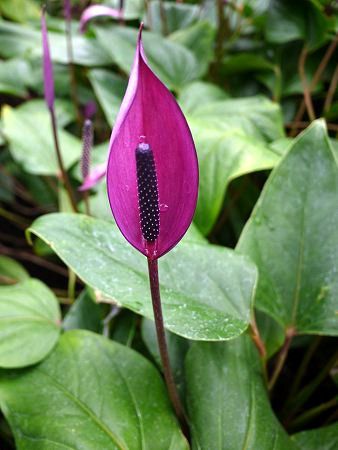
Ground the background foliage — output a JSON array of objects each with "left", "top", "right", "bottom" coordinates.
[{"left": 0, "top": 0, "right": 337, "bottom": 448}]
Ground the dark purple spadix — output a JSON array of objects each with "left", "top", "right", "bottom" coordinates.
[
  {"left": 136, "top": 142, "right": 160, "bottom": 242},
  {"left": 106, "top": 24, "right": 199, "bottom": 259}
]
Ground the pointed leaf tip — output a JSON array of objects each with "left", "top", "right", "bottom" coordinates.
[
  {"left": 107, "top": 30, "right": 199, "bottom": 259},
  {"left": 41, "top": 8, "right": 55, "bottom": 110}
]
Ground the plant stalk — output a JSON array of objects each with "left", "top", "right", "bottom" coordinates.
[
  {"left": 49, "top": 108, "right": 78, "bottom": 212},
  {"left": 147, "top": 258, "right": 189, "bottom": 436},
  {"left": 268, "top": 327, "right": 295, "bottom": 391}
]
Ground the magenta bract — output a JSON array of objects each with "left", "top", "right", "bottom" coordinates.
[
  {"left": 80, "top": 5, "right": 122, "bottom": 32},
  {"left": 79, "top": 163, "right": 106, "bottom": 191},
  {"left": 106, "top": 25, "right": 199, "bottom": 259},
  {"left": 41, "top": 9, "right": 54, "bottom": 110}
]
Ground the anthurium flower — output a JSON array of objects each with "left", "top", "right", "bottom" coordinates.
[
  {"left": 80, "top": 5, "right": 122, "bottom": 32},
  {"left": 106, "top": 24, "right": 199, "bottom": 259}
]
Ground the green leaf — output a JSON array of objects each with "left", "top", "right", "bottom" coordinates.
[
  {"left": 28, "top": 213, "right": 257, "bottom": 341},
  {"left": 170, "top": 21, "right": 216, "bottom": 78},
  {"left": 0, "top": 256, "right": 29, "bottom": 285},
  {"left": 0, "top": 330, "right": 188, "bottom": 449},
  {"left": 0, "top": 279, "right": 61, "bottom": 368},
  {"left": 2, "top": 102, "right": 82, "bottom": 175},
  {"left": 88, "top": 69, "right": 127, "bottom": 126},
  {"left": 186, "top": 334, "right": 297, "bottom": 449},
  {"left": 179, "top": 81, "right": 229, "bottom": 115},
  {"left": 222, "top": 53, "right": 275, "bottom": 75},
  {"left": 292, "top": 422, "right": 338, "bottom": 449},
  {"left": 0, "top": 59, "right": 31, "bottom": 97},
  {"left": 95, "top": 26, "right": 200, "bottom": 90},
  {"left": 142, "top": 318, "right": 189, "bottom": 395},
  {"left": 0, "top": 0, "right": 39, "bottom": 22},
  {"left": 63, "top": 289, "right": 103, "bottom": 333},
  {"left": 237, "top": 120, "right": 338, "bottom": 335},
  {"left": 187, "top": 96, "right": 283, "bottom": 234},
  {"left": 266, "top": 0, "right": 329, "bottom": 49},
  {"left": 146, "top": 1, "right": 200, "bottom": 33},
  {"left": 0, "top": 19, "right": 111, "bottom": 66}
]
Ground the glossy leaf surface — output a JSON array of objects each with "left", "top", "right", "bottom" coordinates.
[
  {"left": 0, "top": 330, "right": 188, "bottom": 449},
  {"left": 292, "top": 423, "right": 338, "bottom": 450},
  {"left": 186, "top": 335, "right": 297, "bottom": 449},
  {"left": 238, "top": 121, "right": 338, "bottom": 335},
  {"left": 183, "top": 95, "right": 283, "bottom": 234},
  {"left": 3, "top": 102, "right": 81, "bottom": 175},
  {"left": 0, "top": 279, "right": 61, "bottom": 368},
  {"left": 29, "top": 213, "right": 257, "bottom": 341}
]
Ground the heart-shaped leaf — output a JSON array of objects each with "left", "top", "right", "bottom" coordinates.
[
  {"left": 0, "top": 330, "right": 188, "bottom": 449},
  {"left": 2, "top": 101, "right": 81, "bottom": 175},
  {"left": 237, "top": 120, "right": 338, "bottom": 335},
  {"left": 28, "top": 213, "right": 257, "bottom": 341},
  {"left": 0, "top": 278, "right": 61, "bottom": 368},
  {"left": 292, "top": 423, "right": 338, "bottom": 450},
  {"left": 186, "top": 334, "right": 297, "bottom": 449}
]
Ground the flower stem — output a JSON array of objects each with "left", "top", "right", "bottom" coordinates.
[
  {"left": 147, "top": 258, "right": 189, "bottom": 436},
  {"left": 49, "top": 108, "right": 78, "bottom": 212},
  {"left": 65, "top": 13, "right": 82, "bottom": 127}
]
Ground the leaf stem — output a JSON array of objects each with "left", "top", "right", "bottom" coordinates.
[
  {"left": 285, "top": 349, "right": 338, "bottom": 421},
  {"left": 49, "top": 108, "right": 78, "bottom": 212},
  {"left": 147, "top": 258, "right": 189, "bottom": 437},
  {"left": 290, "top": 34, "right": 338, "bottom": 136},
  {"left": 159, "top": 0, "right": 168, "bottom": 35},
  {"left": 67, "top": 269, "right": 76, "bottom": 303},
  {"left": 268, "top": 327, "right": 295, "bottom": 391},
  {"left": 298, "top": 47, "right": 315, "bottom": 121},
  {"left": 323, "top": 64, "right": 338, "bottom": 114},
  {"left": 286, "top": 336, "right": 322, "bottom": 404},
  {"left": 65, "top": 12, "right": 82, "bottom": 127},
  {"left": 290, "top": 397, "right": 337, "bottom": 430}
]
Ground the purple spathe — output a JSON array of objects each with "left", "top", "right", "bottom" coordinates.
[
  {"left": 41, "top": 9, "right": 55, "bottom": 111},
  {"left": 106, "top": 25, "right": 199, "bottom": 260},
  {"left": 80, "top": 5, "right": 122, "bottom": 32}
]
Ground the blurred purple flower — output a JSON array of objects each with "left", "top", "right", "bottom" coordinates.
[
  {"left": 41, "top": 8, "right": 54, "bottom": 110},
  {"left": 83, "top": 100, "right": 97, "bottom": 120},
  {"left": 63, "top": 0, "right": 72, "bottom": 21},
  {"left": 79, "top": 163, "right": 106, "bottom": 192},
  {"left": 80, "top": 5, "right": 123, "bottom": 32},
  {"left": 106, "top": 25, "right": 199, "bottom": 259}
]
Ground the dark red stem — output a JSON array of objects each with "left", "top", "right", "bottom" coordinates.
[
  {"left": 50, "top": 108, "right": 78, "bottom": 212},
  {"left": 147, "top": 258, "right": 189, "bottom": 437}
]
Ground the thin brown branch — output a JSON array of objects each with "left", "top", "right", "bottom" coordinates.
[
  {"left": 324, "top": 64, "right": 338, "bottom": 114},
  {"left": 0, "top": 244, "right": 68, "bottom": 277},
  {"left": 268, "top": 327, "right": 296, "bottom": 391},
  {"left": 286, "top": 121, "right": 338, "bottom": 132},
  {"left": 298, "top": 47, "right": 315, "bottom": 121},
  {"left": 290, "top": 34, "right": 338, "bottom": 136}
]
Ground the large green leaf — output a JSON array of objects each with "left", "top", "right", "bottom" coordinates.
[
  {"left": 0, "top": 330, "right": 188, "bottom": 449},
  {"left": 0, "top": 256, "right": 29, "bottom": 285},
  {"left": 0, "top": 58, "right": 31, "bottom": 97},
  {"left": 186, "top": 334, "right": 296, "bottom": 450},
  {"left": 28, "top": 213, "right": 257, "bottom": 341},
  {"left": 184, "top": 96, "right": 283, "bottom": 234},
  {"left": 95, "top": 26, "right": 200, "bottom": 90},
  {"left": 265, "top": 0, "right": 329, "bottom": 50},
  {"left": 146, "top": 1, "right": 200, "bottom": 34},
  {"left": 170, "top": 21, "right": 215, "bottom": 77},
  {"left": 237, "top": 120, "right": 338, "bottom": 335},
  {"left": 2, "top": 102, "right": 81, "bottom": 175},
  {"left": 292, "top": 423, "right": 338, "bottom": 450},
  {"left": 88, "top": 69, "right": 127, "bottom": 126},
  {"left": 0, "top": 19, "right": 111, "bottom": 66},
  {"left": 0, "top": 0, "right": 39, "bottom": 22},
  {"left": 0, "top": 279, "right": 61, "bottom": 368}
]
